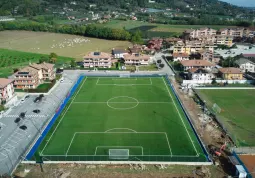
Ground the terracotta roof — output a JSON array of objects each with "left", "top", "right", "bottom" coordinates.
[
  {"left": 180, "top": 60, "right": 215, "bottom": 67},
  {"left": 218, "top": 67, "right": 243, "bottom": 74},
  {"left": 83, "top": 52, "right": 111, "bottom": 59},
  {"left": 172, "top": 53, "right": 189, "bottom": 58},
  {"left": 0, "top": 78, "right": 13, "bottom": 89},
  {"left": 123, "top": 54, "right": 150, "bottom": 60},
  {"left": 30, "top": 62, "right": 54, "bottom": 70},
  {"left": 14, "top": 66, "right": 38, "bottom": 76}
]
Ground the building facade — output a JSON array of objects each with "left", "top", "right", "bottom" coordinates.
[
  {"left": 218, "top": 67, "right": 243, "bottom": 80},
  {"left": 235, "top": 58, "right": 255, "bottom": 73},
  {"left": 180, "top": 60, "right": 215, "bottom": 71},
  {"left": 123, "top": 54, "right": 151, "bottom": 65},
  {"left": 188, "top": 68, "right": 215, "bottom": 81},
  {"left": 83, "top": 52, "right": 112, "bottom": 68},
  {"left": 0, "top": 79, "right": 15, "bottom": 104},
  {"left": 172, "top": 53, "right": 189, "bottom": 62}
]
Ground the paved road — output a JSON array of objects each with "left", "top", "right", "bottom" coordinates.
[{"left": 0, "top": 72, "right": 80, "bottom": 175}]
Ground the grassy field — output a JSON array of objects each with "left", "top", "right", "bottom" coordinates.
[
  {"left": 0, "top": 31, "right": 131, "bottom": 59},
  {"left": 37, "top": 77, "right": 206, "bottom": 162},
  {"left": 97, "top": 20, "right": 235, "bottom": 38},
  {"left": 196, "top": 89, "right": 255, "bottom": 147},
  {"left": 0, "top": 48, "right": 72, "bottom": 78}
]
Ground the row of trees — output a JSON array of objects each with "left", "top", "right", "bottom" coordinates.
[{"left": 0, "top": 21, "right": 143, "bottom": 43}]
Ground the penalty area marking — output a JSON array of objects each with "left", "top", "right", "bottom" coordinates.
[{"left": 64, "top": 131, "right": 172, "bottom": 156}]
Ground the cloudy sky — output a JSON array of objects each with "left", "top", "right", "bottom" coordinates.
[{"left": 220, "top": 0, "right": 255, "bottom": 7}]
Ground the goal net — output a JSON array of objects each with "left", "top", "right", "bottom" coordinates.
[
  {"left": 109, "top": 149, "right": 129, "bottom": 159},
  {"left": 119, "top": 74, "right": 130, "bottom": 78},
  {"left": 212, "top": 103, "right": 222, "bottom": 114}
]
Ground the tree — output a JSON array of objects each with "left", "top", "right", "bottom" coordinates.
[
  {"left": 70, "top": 59, "right": 77, "bottom": 68},
  {"left": 157, "top": 59, "right": 162, "bottom": 64},
  {"left": 49, "top": 52, "right": 57, "bottom": 63},
  {"left": 211, "top": 78, "right": 217, "bottom": 85},
  {"left": 131, "top": 30, "right": 143, "bottom": 44},
  {"left": 39, "top": 56, "right": 49, "bottom": 63},
  {"left": 13, "top": 68, "right": 19, "bottom": 73}
]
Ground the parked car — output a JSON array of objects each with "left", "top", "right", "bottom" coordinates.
[
  {"left": 14, "top": 118, "right": 21, "bottom": 123},
  {"left": 19, "top": 125, "right": 27, "bottom": 130},
  {"left": 33, "top": 109, "right": 40, "bottom": 114}
]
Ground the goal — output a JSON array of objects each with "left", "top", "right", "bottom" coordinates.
[
  {"left": 212, "top": 103, "right": 222, "bottom": 114},
  {"left": 109, "top": 149, "right": 129, "bottom": 159},
  {"left": 119, "top": 74, "right": 130, "bottom": 78}
]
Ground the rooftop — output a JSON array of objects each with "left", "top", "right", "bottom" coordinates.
[
  {"left": 0, "top": 78, "right": 14, "bottom": 89},
  {"left": 84, "top": 52, "right": 111, "bottom": 59},
  {"left": 218, "top": 67, "right": 243, "bottom": 74},
  {"left": 180, "top": 60, "right": 215, "bottom": 67}
]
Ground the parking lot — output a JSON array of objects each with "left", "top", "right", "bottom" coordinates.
[{"left": 0, "top": 71, "right": 80, "bottom": 175}]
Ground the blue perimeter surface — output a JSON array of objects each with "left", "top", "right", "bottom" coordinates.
[{"left": 25, "top": 75, "right": 85, "bottom": 160}]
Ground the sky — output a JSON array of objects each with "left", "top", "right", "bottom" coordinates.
[{"left": 220, "top": 0, "right": 255, "bottom": 7}]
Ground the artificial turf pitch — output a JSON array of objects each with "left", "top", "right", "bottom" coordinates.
[
  {"left": 196, "top": 89, "right": 255, "bottom": 147},
  {"left": 38, "top": 77, "right": 206, "bottom": 162}
]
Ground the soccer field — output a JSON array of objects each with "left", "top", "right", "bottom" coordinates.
[
  {"left": 37, "top": 76, "right": 207, "bottom": 162},
  {"left": 196, "top": 89, "right": 255, "bottom": 147}
]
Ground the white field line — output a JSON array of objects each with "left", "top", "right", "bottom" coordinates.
[
  {"left": 164, "top": 133, "right": 172, "bottom": 156},
  {"left": 94, "top": 146, "right": 144, "bottom": 155},
  {"left": 41, "top": 77, "right": 88, "bottom": 154},
  {"left": 162, "top": 77, "right": 199, "bottom": 156},
  {"left": 65, "top": 133, "right": 77, "bottom": 156},
  {"left": 105, "top": 128, "right": 137, "bottom": 133}
]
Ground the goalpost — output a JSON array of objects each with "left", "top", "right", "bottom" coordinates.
[
  {"left": 212, "top": 103, "right": 222, "bottom": 114},
  {"left": 109, "top": 149, "right": 129, "bottom": 159}
]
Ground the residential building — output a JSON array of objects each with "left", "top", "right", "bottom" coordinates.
[
  {"left": 200, "top": 51, "right": 221, "bottom": 64},
  {"left": 0, "top": 79, "right": 15, "bottom": 104},
  {"left": 183, "top": 28, "right": 217, "bottom": 39},
  {"left": 29, "top": 63, "right": 55, "bottom": 81},
  {"left": 172, "top": 53, "right": 189, "bottom": 62},
  {"left": 218, "top": 67, "right": 243, "bottom": 80},
  {"left": 242, "top": 54, "right": 255, "bottom": 59},
  {"left": 188, "top": 68, "right": 215, "bottom": 81},
  {"left": 13, "top": 66, "right": 41, "bottom": 89},
  {"left": 128, "top": 45, "right": 144, "bottom": 54},
  {"left": 0, "top": 16, "right": 15, "bottom": 22},
  {"left": 83, "top": 52, "right": 112, "bottom": 68},
  {"left": 123, "top": 54, "right": 151, "bottom": 65},
  {"left": 235, "top": 58, "right": 255, "bottom": 73},
  {"left": 13, "top": 62, "right": 55, "bottom": 89},
  {"left": 215, "top": 35, "right": 233, "bottom": 47},
  {"left": 112, "top": 49, "right": 128, "bottom": 59},
  {"left": 180, "top": 60, "right": 215, "bottom": 71},
  {"left": 218, "top": 28, "right": 246, "bottom": 38},
  {"left": 147, "top": 38, "right": 163, "bottom": 50}
]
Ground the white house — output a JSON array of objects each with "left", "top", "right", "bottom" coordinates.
[
  {"left": 172, "top": 53, "right": 189, "bottom": 62},
  {"left": 235, "top": 58, "right": 255, "bottom": 73},
  {"left": 0, "top": 78, "right": 15, "bottom": 104},
  {"left": 188, "top": 68, "right": 215, "bottom": 81}
]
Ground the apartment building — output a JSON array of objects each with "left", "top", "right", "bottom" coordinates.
[
  {"left": 123, "top": 53, "right": 151, "bottom": 65},
  {"left": 173, "top": 40, "right": 216, "bottom": 54},
  {"left": 13, "top": 62, "right": 55, "bottom": 89},
  {"left": 218, "top": 28, "right": 252, "bottom": 38},
  {"left": 0, "top": 78, "right": 15, "bottom": 104},
  {"left": 200, "top": 50, "right": 221, "bottom": 64},
  {"left": 13, "top": 66, "right": 41, "bottom": 89},
  {"left": 172, "top": 53, "right": 189, "bottom": 62},
  {"left": 83, "top": 52, "right": 112, "bottom": 68},
  {"left": 184, "top": 28, "right": 217, "bottom": 39},
  {"left": 188, "top": 68, "right": 215, "bottom": 81},
  {"left": 180, "top": 60, "right": 215, "bottom": 71},
  {"left": 215, "top": 35, "right": 233, "bottom": 47}
]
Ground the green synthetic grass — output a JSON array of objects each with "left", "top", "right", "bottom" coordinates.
[
  {"left": 38, "top": 77, "right": 206, "bottom": 162},
  {"left": 196, "top": 89, "right": 255, "bottom": 147}
]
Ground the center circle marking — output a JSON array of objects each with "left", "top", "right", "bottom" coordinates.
[{"left": 107, "top": 96, "right": 139, "bottom": 110}]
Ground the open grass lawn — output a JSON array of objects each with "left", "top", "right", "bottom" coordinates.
[
  {"left": 0, "top": 48, "right": 72, "bottom": 78},
  {"left": 0, "top": 31, "right": 131, "bottom": 59},
  {"left": 97, "top": 20, "right": 235, "bottom": 37},
  {"left": 37, "top": 77, "right": 206, "bottom": 162},
  {"left": 196, "top": 89, "right": 255, "bottom": 147}
]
